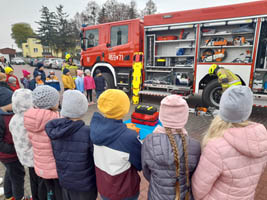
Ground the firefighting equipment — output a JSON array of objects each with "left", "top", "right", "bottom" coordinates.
[
  {"left": 217, "top": 68, "right": 242, "bottom": 91},
  {"left": 132, "top": 52, "right": 143, "bottom": 104},
  {"left": 157, "top": 35, "right": 178, "bottom": 41},
  {"left": 205, "top": 37, "right": 228, "bottom": 46},
  {"left": 233, "top": 36, "right": 247, "bottom": 46},
  {"left": 202, "top": 49, "right": 226, "bottom": 62}
]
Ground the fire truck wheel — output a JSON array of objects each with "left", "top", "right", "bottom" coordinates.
[
  {"left": 202, "top": 79, "right": 222, "bottom": 109},
  {"left": 102, "top": 72, "right": 115, "bottom": 89}
]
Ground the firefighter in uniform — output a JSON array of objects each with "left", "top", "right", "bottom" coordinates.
[
  {"left": 62, "top": 54, "right": 78, "bottom": 80},
  {"left": 209, "top": 64, "right": 242, "bottom": 92}
]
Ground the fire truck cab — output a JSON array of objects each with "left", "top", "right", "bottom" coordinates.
[
  {"left": 80, "top": 19, "right": 143, "bottom": 89},
  {"left": 80, "top": 1, "right": 267, "bottom": 108}
]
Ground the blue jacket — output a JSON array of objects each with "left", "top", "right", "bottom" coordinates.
[
  {"left": 75, "top": 76, "right": 84, "bottom": 93},
  {"left": 90, "top": 112, "right": 141, "bottom": 200},
  {"left": 94, "top": 75, "right": 105, "bottom": 91},
  {"left": 45, "top": 76, "right": 61, "bottom": 91},
  {"left": 33, "top": 68, "right": 46, "bottom": 83},
  {"left": 45, "top": 118, "right": 97, "bottom": 192}
]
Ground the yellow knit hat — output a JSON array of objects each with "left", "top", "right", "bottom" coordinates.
[
  {"left": 98, "top": 89, "right": 130, "bottom": 120},
  {"left": 4, "top": 67, "right": 13, "bottom": 74}
]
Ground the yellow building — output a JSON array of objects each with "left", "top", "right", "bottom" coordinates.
[
  {"left": 22, "top": 38, "right": 43, "bottom": 58},
  {"left": 22, "top": 38, "right": 63, "bottom": 58}
]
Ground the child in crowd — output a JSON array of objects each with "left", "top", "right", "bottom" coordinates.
[
  {"left": 33, "top": 63, "right": 46, "bottom": 83},
  {"left": 5, "top": 67, "right": 20, "bottom": 89},
  {"left": 0, "top": 105, "right": 27, "bottom": 200},
  {"left": 192, "top": 86, "right": 267, "bottom": 200},
  {"left": 94, "top": 69, "right": 105, "bottom": 99},
  {"left": 46, "top": 90, "right": 97, "bottom": 200},
  {"left": 21, "top": 70, "right": 31, "bottom": 89},
  {"left": 84, "top": 69, "right": 95, "bottom": 105},
  {"left": 24, "top": 85, "right": 62, "bottom": 200},
  {"left": 9, "top": 89, "right": 46, "bottom": 200},
  {"left": 46, "top": 70, "right": 61, "bottom": 92},
  {"left": 90, "top": 89, "right": 142, "bottom": 200},
  {"left": 29, "top": 72, "right": 44, "bottom": 91},
  {"left": 8, "top": 77, "right": 20, "bottom": 91},
  {"left": 62, "top": 68, "right": 75, "bottom": 91},
  {"left": 142, "top": 95, "right": 201, "bottom": 200},
  {"left": 75, "top": 70, "right": 84, "bottom": 93}
]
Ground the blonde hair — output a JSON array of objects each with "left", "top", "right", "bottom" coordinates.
[
  {"left": 202, "top": 115, "right": 251, "bottom": 148},
  {"left": 165, "top": 127, "right": 190, "bottom": 200}
]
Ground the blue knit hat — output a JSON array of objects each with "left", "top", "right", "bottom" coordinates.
[{"left": 63, "top": 68, "right": 70, "bottom": 75}]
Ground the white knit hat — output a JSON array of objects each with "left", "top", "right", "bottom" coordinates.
[
  {"left": 60, "top": 90, "right": 88, "bottom": 118},
  {"left": 32, "top": 85, "right": 59, "bottom": 109},
  {"left": 219, "top": 85, "right": 253, "bottom": 123}
]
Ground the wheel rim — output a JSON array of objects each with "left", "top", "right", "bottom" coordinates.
[{"left": 209, "top": 86, "right": 222, "bottom": 107}]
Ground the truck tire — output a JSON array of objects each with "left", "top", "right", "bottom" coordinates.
[
  {"left": 102, "top": 72, "right": 115, "bottom": 89},
  {"left": 202, "top": 79, "right": 222, "bottom": 108}
]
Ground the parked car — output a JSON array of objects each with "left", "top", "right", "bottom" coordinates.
[
  {"left": 44, "top": 58, "right": 57, "bottom": 68},
  {"left": 11, "top": 57, "right": 25, "bottom": 65},
  {"left": 51, "top": 59, "right": 64, "bottom": 70}
]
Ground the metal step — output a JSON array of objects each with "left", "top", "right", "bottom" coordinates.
[
  {"left": 117, "top": 82, "right": 129, "bottom": 86},
  {"left": 117, "top": 73, "right": 129, "bottom": 76},
  {"left": 144, "top": 83, "right": 191, "bottom": 91},
  {"left": 253, "top": 94, "right": 267, "bottom": 107},
  {"left": 139, "top": 90, "right": 190, "bottom": 99}
]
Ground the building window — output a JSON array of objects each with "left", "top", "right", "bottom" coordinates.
[
  {"left": 34, "top": 48, "right": 38, "bottom": 53},
  {"left": 85, "top": 29, "right": 99, "bottom": 49},
  {"left": 25, "top": 45, "right": 28, "bottom": 48},
  {"left": 110, "top": 25, "right": 128, "bottom": 47}
]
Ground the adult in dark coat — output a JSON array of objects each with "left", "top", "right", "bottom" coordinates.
[{"left": 33, "top": 63, "right": 46, "bottom": 83}]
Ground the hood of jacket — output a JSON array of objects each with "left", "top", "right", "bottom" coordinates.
[
  {"left": 46, "top": 118, "right": 85, "bottom": 140},
  {"left": 24, "top": 108, "right": 59, "bottom": 133},
  {"left": 90, "top": 112, "right": 128, "bottom": 146},
  {"left": 224, "top": 123, "right": 267, "bottom": 158},
  {"left": 12, "top": 89, "right": 33, "bottom": 114}
]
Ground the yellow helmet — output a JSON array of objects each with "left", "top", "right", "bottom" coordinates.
[
  {"left": 65, "top": 54, "right": 71, "bottom": 61},
  {"left": 4, "top": 66, "right": 13, "bottom": 75},
  {"left": 209, "top": 64, "right": 218, "bottom": 75}
]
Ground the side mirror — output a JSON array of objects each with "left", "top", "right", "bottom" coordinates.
[{"left": 106, "top": 43, "right": 111, "bottom": 48}]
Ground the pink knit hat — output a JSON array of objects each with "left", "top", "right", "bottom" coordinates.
[
  {"left": 77, "top": 70, "right": 83, "bottom": 77},
  {"left": 159, "top": 95, "right": 189, "bottom": 129},
  {"left": 22, "top": 70, "right": 30, "bottom": 77}
]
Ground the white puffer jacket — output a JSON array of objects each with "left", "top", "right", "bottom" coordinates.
[{"left": 9, "top": 88, "right": 34, "bottom": 167}]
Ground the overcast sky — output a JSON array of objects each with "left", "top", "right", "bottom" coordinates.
[{"left": 0, "top": 0, "right": 256, "bottom": 50}]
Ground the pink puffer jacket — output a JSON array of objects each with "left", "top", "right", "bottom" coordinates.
[
  {"left": 192, "top": 123, "right": 267, "bottom": 200},
  {"left": 24, "top": 108, "right": 60, "bottom": 179}
]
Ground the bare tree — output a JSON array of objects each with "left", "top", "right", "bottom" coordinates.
[{"left": 141, "top": 0, "right": 157, "bottom": 17}]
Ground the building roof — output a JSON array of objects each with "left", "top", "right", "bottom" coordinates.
[{"left": 0, "top": 48, "right": 16, "bottom": 55}]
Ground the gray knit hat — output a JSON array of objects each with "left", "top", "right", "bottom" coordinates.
[
  {"left": 219, "top": 85, "right": 253, "bottom": 123},
  {"left": 8, "top": 76, "right": 16, "bottom": 83},
  {"left": 60, "top": 90, "right": 88, "bottom": 118},
  {"left": 32, "top": 85, "right": 59, "bottom": 109}
]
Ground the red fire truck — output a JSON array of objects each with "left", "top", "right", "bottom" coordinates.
[{"left": 80, "top": 1, "right": 267, "bottom": 108}]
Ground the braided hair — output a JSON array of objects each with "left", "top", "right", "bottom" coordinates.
[{"left": 165, "top": 127, "right": 190, "bottom": 200}]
